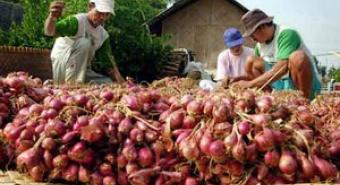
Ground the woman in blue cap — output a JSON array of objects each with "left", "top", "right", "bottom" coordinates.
[{"left": 216, "top": 27, "right": 254, "bottom": 86}]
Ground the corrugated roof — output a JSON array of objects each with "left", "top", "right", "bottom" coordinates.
[{"left": 148, "top": 0, "right": 248, "bottom": 26}]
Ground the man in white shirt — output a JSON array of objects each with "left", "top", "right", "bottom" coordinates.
[{"left": 216, "top": 28, "right": 254, "bottom": 86}]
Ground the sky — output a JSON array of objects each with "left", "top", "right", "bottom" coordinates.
[{"left": 236, "top": 0, "right": 340, "bottom": 69}]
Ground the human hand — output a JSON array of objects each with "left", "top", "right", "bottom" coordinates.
[
  {"left": 217, "top": 77, "right": 230, "bottom": 88},
  {"left": 232, "top": 80, "right": 252, "bottom": 89},
  {"left": 49, "top": 0, "right": 65, "bottom": 19},
  {"left": 110, "top": 68, "right": 125, "bottom": 84}
]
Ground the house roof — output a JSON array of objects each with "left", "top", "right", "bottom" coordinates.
[{"left": 148, "top": 0, "right": 248, "bottom": 26}]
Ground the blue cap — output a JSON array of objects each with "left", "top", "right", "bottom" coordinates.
[{"left": 223, "top": 28, "right": 244, "bottom": 48}]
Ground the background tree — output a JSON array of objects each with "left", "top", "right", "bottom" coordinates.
[{"left": 328, "top": 67, "right": 340, "bottom": 82}]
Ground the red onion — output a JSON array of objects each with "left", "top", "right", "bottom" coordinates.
[
  {"left": 169, "top": 110, "right": 185, "bottom": 129},
  {"left": 117, "top": 154, "right": 128, "bottom": 169},
  {"left": 238, "top": 121, "right": 250, "bottom": 136},
  {"left": 329, "top": 143, "right": 340, "bottom": 157},
  {"left": 17, "top": 147, "right": 42, "bottom": 169},
  {"left": 257, "top": 163, "right": 269, "bottom": 180},
  {"left": 256, "top": 96, "right": 273, "bottom": 113},
  {"left": 186, "top": 100, "right": 203, "bottom": 116},
  {"left": 100, "top": 91, "right": 114, "bottom": 101},
  {"left": 19, "top": 128, "right": 34, "bottom": 140},
  {"left": 117, "top": 170, "right": 128, "bottom": 185},
  {"left": 103, "top": 176, "right": 116, "bottom": 185},
  {"left": 142, "top": 103, "right": 152, "bottom": 113},
  {"left": 245, "top": 176, "right": 260, "bottom": 185},
  {"left": 176, "top": 130, "right": 191, "bottom": 146},
  {"left": 199, "top": 132, "right": 212, "bottom": 155},
  {"left": 224, "top": 132, "right": 238, "bottom": 149},
  {"left": 41, "top": 138, "right": 56, "bottom": 151},
  {"left": 203, "top": 100, "right": 214, "bottom": 116},
  {"left": 250, "top": 114, "right": 271, "bottom": 127},
  {"left": 48, "top": 99, "right": 64, "bottom": 111},
  {"left": 41, "top": 108, "right": 58, "bottom": 119},
  {"left": 26, "top": 120, "right": 38, "bottom": 130},
  {"left": 298, "top": 111, "right": 315, "bottom": 125},
  {"left": 138, "top": 147, "right": 154, "bottom": 167},
  {"left": 63, "top": 164, "right": 79, "bottom": 182},
  {"left": 53, "top": 154, "right": 69, "bottom": 169},
  {"left": 313, "top": 155, "right": 336, "bottom": 179},
  {"left": 235, "top": 99, "right": 248, "bottom": 112},
  {"left": 180, "top": 95, "right": 194, "bottom": 107},
  {"left": 330, "top": 130, "right": 340, "bottom": 140},
  {"left": 118, "top": 118, "right": 133, "bottom": 134},
  {"left": 67, "top": 142, "right": 94, "bottom": 165},
  {"left": 272, "top": 130, "right": 285, "bottom": 144},
  {"left": 78, "top": 166, "right": 91, "bottom": 183},
  {"left": 184, "top": 177, "right": 199, "bottom": 185},
  {"left": 29, "top": 165, "right": 45, "bottom": 182},
  {"left": 4, "top": 77, "right": 24, "bottom": 91},
  {"left": 264, "top": 150, "right": 280, "bottom": 168},
  {"left": 81, "top": 125, "right": 104, "bottom": 143},
  {"left": 293, "top": 129, "right": 313, "bottom": 149},
  {"left": 209, "top": 140, "right": 225, "bottom": 157},
  {"left": 232, "top": 140, "right": 246, "bottom": 162},
  {"left": 226, "top": 160, "right": 243, "bottom": 176},
  {"left": 91, "top": 172, "right": 104, "bottom": 185},
  {"left": 138, "top": 91, "right": 152, "bottom": 104},
  {"left": 62, "top": 131, "right": 79, "bottom": 144},
  {"left": 43, "top": 150, "right": 53, "bottom": 169},
  {"left": 122, "top": 95, "right": 140, "bottom": 111},
  {"left": 28, "top": 104, "right": 44, "bottom": 115},
  {"left": 153, "top": 101, "right": 170, "bottom": 113},
  {"left": 111, "top": 110, "right": 124, "bottom": 124},
  {"left": 74, "top": 94, "right": 89, "bottom": 106},
  {"left": 180, "top": 140, "right": 200, "bottom": 161},
  {"left": 16, "top": 139, "right": 34, "bottom": 153},
  {"left": 254, "top": 128, "right": 274, "bottom": 152},
  {"left": 34, "top": 124, "right": 45, "bottom": 135},
  {"left": 155, "top": 176, "right": 165, "bottom": 185},
  {"left": 279, "top": 151, "right": 297, "bottom": 175},
  {"left": 183, "top": 115, "right": 197, "bottom": 129},
  {"left": 297, "top": 155, "right": 316, "bottom": 179},
  {"left": 122, "top": 145, "right": 137, "bottom": 161},
  {"left": 145, "top": 130, "right": 158, "bottom": 143},
  {"left": 99, "top": 163, "right": 113, "bottom": 176},
  {"left": 126, "top": 162, "right": 138, "bottom": 175},
  {"left": 169, "top": 99, "right": 182, "bottom": 111},
  {"left": 245, "top": 142, "right": 258, "bottom": 162},
  {"left": 151, "top": 141, "right": 164, "bottom": 163},
  {"left": 104, "top": 153, "right": 116, "bottom": 165},
  {"left": 129, "top": 128, "right": 144, "bottom": 142},
  {"left": 159, "top": 110, "right": 171, "bottom": 123},
  {"left": 4, "top": 123, "right": 25, "bottom": 142},
  {"left": 212, "top": 104, "right": 229, "bottom": 123},
  {"left": 44, "top": 119, "right": 66, "bottom": 137}
]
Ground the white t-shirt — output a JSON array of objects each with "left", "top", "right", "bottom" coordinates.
[{"left": 216, "top": 46, "right": 254, "bottom": 80}]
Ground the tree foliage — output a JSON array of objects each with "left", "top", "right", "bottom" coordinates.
[
  {"left": 0, "top": 0, "right": 172, "bottom": 81},
  {"left": 328, "top": 67, "right": 340, "bottom": 82}
]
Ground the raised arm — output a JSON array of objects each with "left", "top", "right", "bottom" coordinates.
[{"left": 44, "top": 1, "right": 64, "bottom": 36}]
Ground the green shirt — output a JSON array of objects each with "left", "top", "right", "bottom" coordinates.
[
  {"left": 254, "top": 29, "right": 301, "bottom": 61},
  {"left": 55, "top": 16, "right": 114, "bottom": 75}
]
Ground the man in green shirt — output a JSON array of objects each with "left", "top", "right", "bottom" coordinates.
[
  {"left": 234, "top": 9, "right": 321, "bottom": 99},
  {"left": 44, "top": 0, "right": 125, "bottom": 84}
]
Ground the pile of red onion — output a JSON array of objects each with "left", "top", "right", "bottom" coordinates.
[{"left": 0, "top": 73, "right": 339, "bottom": 185}]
